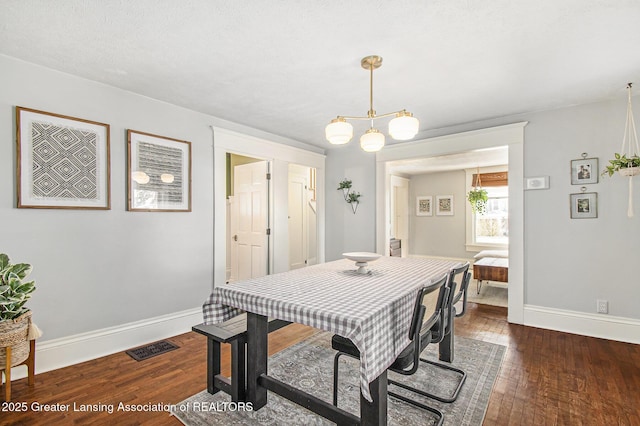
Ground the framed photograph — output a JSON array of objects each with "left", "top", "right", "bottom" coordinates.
[
  {"left": 127, "top": 130, "right": 192, "bottom": 212},
  {"left": 416, "top": 195, "right": 433, "bottom": 216},
  {"left": 570, "top": 192, "right": 597, "bottom": 219},
  {"left": 436, "top": 195, "right": 454, "bottom": 216},
  {"left": 16, "top": 107, "right": 110, "bottom": 209},
  {"left": 571, "top": 157, "right": 598, "bottom": 185}
]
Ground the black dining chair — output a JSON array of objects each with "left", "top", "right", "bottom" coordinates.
[
  {"left": 453, "top": 266, "right": 472, "bottom": 318},
  {"left": 331, "top": 273, "right": 449, "bottom": 426},
  {"left": 407, "top": 262, "right": 469, "bottom": 404}
]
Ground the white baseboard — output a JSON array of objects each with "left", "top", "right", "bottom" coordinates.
[
  {"left": 5, "top": 307, "right": 202, "bottom": 381},
  {"left": 524, "top": 304, "right": 640, "bottom": 344}
]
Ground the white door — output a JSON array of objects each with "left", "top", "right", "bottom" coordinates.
[
  {"left": 391, "top": 175, "right": 409, "bottom": 257},
  {"left": 232, "top": 161, "right": 269, "bottom": 280},
  {"left": 288, "top": 166, "right": 308, "bottom": 270}
]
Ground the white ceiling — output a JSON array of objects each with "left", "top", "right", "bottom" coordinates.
[{"left": 2, "top": 0, "right": 640, "bottom": 156}]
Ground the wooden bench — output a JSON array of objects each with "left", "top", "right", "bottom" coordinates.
[
  {"left": 473, "top": 257, "right": 508, "bottom": 294},
  {"left": 192, "top": 314, "right": 290, "bottom": 401}
]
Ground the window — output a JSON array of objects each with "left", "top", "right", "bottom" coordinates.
[
  {"left": 475, "top": 186, "right": 508, "bottom": 244},
  {"left": 466, "top": 169, "right": 509, "bottom": 250}
]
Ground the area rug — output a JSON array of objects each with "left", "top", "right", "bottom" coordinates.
[
  {"left": 466, "top": 281, "right": 508, "bottom": 308},
  {"left": 173, "top": 332, "right": 505, "bottom": 425}
]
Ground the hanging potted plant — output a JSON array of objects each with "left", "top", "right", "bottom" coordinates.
[
  {"left": 468, "top": 188, "right": 488, "bottom": 214},
  {"left": 0, "top": 253, "right": 38, "bottom": 371},
  {"left": 468, "top": 168, "right": 488, "bottom": 214},
  {"left": 601, "top": 153, "right": 640, "bottom": 177},
  {"left": 602, "top": 83, "right": 640, "bottom": 217}
]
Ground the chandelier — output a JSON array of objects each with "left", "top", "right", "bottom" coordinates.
[{"left": 325, "top": 55, "right": 420, "bottom": 152}]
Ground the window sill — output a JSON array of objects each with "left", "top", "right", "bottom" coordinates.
[{"left": 465, "top": 243, "right": 509, "bottom": 253}]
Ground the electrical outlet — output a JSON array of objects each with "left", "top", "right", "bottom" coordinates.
[{"left": 597, "top": 299, "right": 608, "bottom": 314}]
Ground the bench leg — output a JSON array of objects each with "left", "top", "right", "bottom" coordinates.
[
  {"left": 477, "top": 279, "right": 483, "bottom": 294},
  {"left": 207, "top": 339, "right": 221, "bottom": 395}
]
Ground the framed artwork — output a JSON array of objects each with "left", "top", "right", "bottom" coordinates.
[
  {"left": 16, "top": 107, "right": 110, "bottom": 209},
  {"left": 416, "top": 195, "right": 433, "bottom": 216},
  {"left": 436, "top": 195, "right": 454, "bottom": 216},
  {"left": 127, "top": 130, "right": 192, "bottom": 212},
  {"left": 571, "top": 157, "right": 598, "bottom": 185},
  {"left": 570, "top": 192, "right": 597, "bottom": 219}
]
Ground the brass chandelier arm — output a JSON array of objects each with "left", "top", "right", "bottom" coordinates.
[{"left": 334, "top": 109, "right": 411, "bottom": 121}]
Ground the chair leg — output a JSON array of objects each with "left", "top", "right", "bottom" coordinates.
[
  {"left": 388, "top": 390, "right": 444, "bottom": 426},
  {"left": 389, "top": 357, "right": 467, "bottom": 403},
  {"left": 3, "top": 346, "right": 11, "bottom": 402}
]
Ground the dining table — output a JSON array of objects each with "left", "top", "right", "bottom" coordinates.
[{"left": 202, "top": 256, "right": 460, "bottom": 425}]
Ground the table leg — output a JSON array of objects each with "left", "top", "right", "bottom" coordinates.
[
  {"left": 246, "top": 312, "right": 268, "bottom": 410},
  {"left": 360, "top": 370, "right": 387, "bottom": 425}
]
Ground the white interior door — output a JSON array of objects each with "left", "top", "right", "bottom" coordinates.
[
  {"left": 288, "top": 166, "right": 308, "bottom": 270},
  {"left": 232, "top": 161, "right": 269, "bottom": 280},
  {"left": 391, "top": 175, "right": 409, "bottom": 256}
]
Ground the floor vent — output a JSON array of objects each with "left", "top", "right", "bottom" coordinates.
[{"left": 126, "top": 340, "right": 179, "bottom": 361}]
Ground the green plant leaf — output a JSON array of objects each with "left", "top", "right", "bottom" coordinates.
[
  {"left": 0, "top": 254, "right": 8, "bottom": 270},
  {"left": 0, "top": 253, "right": 36, "bottom": 321},
  {"left": 9, "top": 263, "right": 32, "bottom": 279}
]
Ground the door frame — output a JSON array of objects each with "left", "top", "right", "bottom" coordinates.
[
  {"left": 375, "top": 122, "right": 527, "bottom": 325},
  {"left": 212, "top": 127, "right": 326, "bottom": 289}
]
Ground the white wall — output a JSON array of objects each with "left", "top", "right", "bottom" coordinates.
[
  {"left": 325, "top": 141, "right": 376, "bottom": 260},
  {"left": 0, "top": 55, "right": 216, "bottom": 341},
  {"left": 409, "top": 170, "right": 467, "bottom": 259}
]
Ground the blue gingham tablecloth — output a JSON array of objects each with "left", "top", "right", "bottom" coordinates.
[{"left": 202, "top": 256, "right": 458, "bottom": 402}]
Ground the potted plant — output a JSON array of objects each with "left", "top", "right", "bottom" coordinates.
[
  {"left": 0, "top": 253, "right": 37, "bottom": 371},
  {"left": 467, "top": 188, "right": 488, "bottom": 214},
  {"left": 337, "top": 179, "right": 352, "bottom": 201},
  {"left": 346, "top": 192, "right": 361, "bottom": 214},
  {"left": 601, "top": 153, "right": 640, "bottom": 177}
]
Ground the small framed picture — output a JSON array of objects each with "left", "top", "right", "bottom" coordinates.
[
  {"left": 570, "top": 192, "right": 597, "bottom": 219},
  {"left": 416, "top": 195, "right": 432, "bottom": 216},
  {"left": 127, "top": 130, "right": 192, "bottom": 212},
  {"left": 16, "top": 106, "right": 111, "bottom": 209},
  {"left": 571, "top": 157, "right": 598, "bottom": 185},
  {"left": 436, "top": 195, "right": 454, "bottom": 216}
]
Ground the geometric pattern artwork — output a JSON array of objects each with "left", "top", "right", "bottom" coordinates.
[
  {"left": 127, "top": 129, "right": 191, "bottom": 212},
  {"left": 31, "top": 121, "right": 99, "bottom": 199},
  {"left": 17, "top": 107, "right": 110, "bottom": 209}
]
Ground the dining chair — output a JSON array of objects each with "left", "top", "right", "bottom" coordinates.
[
  {"left": 331, "top": 273, "right": 449, "bottom": 426},
  {"left": 453, "top": 266, "right": 472, "bottom": 318},
  {"left": 409, "top": 262, "right": 469, "bottom": 403}
]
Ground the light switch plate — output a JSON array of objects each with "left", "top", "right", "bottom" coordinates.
[{"left": 525, "top": 176, "right": 550, "bottom": 190}]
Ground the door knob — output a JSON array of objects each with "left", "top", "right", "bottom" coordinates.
[{"left": 233, "top": 235, "right": 238, "bottom": 241}]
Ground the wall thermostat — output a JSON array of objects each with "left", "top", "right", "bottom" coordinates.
[{"left": 525, "top": 176, "right": 550, "bottom": 190}]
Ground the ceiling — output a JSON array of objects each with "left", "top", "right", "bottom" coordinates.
[{"left": 2, "top": 0, "right": 640, "bottom": 156}]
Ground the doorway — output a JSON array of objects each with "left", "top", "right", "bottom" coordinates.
[
  {"left": 390, "top": 175, "right": 409, "bottom": 257},
  {"left": 288, "top": 164, "right": 318, "bottom": 270},
  {"left": 375, "top": 122, "right": 526, "bottom": 324},
  {"left": 227, "top": 153, "right": 270, "bottom": 282}
]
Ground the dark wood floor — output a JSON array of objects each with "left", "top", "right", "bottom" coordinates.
[{"left": 3, "top": 303, "right": 640, "bottom": 425}]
